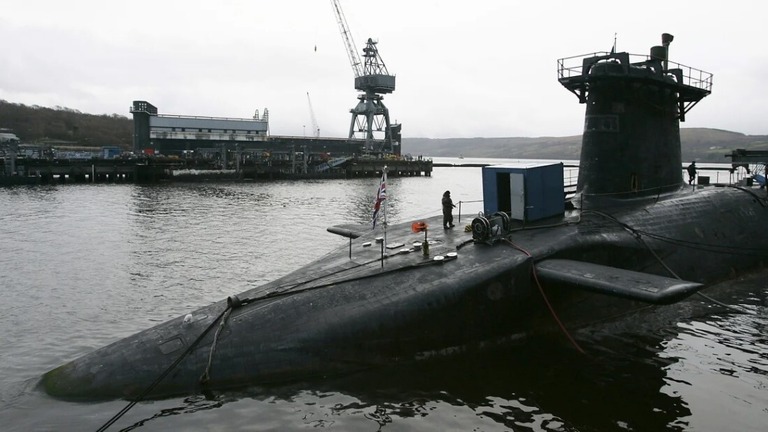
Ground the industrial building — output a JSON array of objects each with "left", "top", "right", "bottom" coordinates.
[
  {"left": 130, "top": 100, "right": 401, "bottom": 162},
  {"left": 129, "top": 1, "right": 404, "bottom": 168}
]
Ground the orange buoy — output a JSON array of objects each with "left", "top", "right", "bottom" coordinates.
[{"left": 411, "top": 221, "right": 428, "bottom": 233}]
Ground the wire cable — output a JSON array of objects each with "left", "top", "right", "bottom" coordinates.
[
  {"left": 200, "top": 307, "right": 234, "bottom": 386},
  {"left": 583, "top": 209, "right": 756, "bottom": 315},
  {"left": 503, "top": 238, "right": 585, "bottom": 354},
  {"left": 582, "top": 209, "right": 768, "bottom": 256},
  {"left": 96, "top": 304, "right": 233, "bottom": 432}
]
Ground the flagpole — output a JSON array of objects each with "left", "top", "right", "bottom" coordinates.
[{"left": 382, "top": 165, "right": 388, "bottom": 249}]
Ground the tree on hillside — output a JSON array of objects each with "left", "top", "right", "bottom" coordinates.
[{"left": 0, "top": 100, "right": 132, "bottom": 149}]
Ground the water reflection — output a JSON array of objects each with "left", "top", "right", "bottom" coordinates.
[
  {"left": 111, "top": 329, "right": 694, "bottom": 431},
  {"left": 660, "top": 285, "right": 768, "bottom": 431}
]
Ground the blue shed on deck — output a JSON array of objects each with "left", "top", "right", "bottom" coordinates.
[{"left": 482, "top": 162, "right": 564, "bottom": 222}]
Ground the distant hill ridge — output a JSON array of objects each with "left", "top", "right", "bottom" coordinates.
[
  {"left": 403, "top": 129, "right": 768, "bottom": 163},
  {"left": 2, "top": 100, "right": 766, "bottom": 162}
]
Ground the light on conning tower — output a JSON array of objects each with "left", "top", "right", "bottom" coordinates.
[
  {"left": 661, "top": 33, "right": 674, "bottom": 46},
  {"left": 661, "top": 33, "right": 674, "bottom": 70}
]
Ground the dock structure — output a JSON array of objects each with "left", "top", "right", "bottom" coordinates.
[
  {"left": 726, "top": 149, "right": 768, "bottom": 165},
  {"left": 1, "top": 155, "right": 431, "bottom": 185},
  {"left": 0, "top": 100, "right": 429, "bottom": 184},
  {"left": 6, "top": 158, "right": 179, "bottom": 183},
  {"left": 130, "top": 100, "right": 404, "bottom": 161}
]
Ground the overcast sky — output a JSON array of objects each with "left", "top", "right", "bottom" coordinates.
[{"left": 1, "top": 0, "right": 765, "bottom": 138}]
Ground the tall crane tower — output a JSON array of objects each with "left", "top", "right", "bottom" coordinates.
[
  {"left": 330, "top": 0, "right": 397, "bottom": 154},
  {"left": 306, "top": 92, "right": 320, "bottom": 138}
]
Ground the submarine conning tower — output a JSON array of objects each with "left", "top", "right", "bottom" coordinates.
[{"left": 558, "top": 34, "right": 712, "bottom": 202}]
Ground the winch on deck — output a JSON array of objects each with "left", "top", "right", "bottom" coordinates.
[{"left": 471, "top": 212, "right": 511, "bottom": 244}]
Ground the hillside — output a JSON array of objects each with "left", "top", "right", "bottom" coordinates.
[
  {"left": 2, "top": 100, "right": 767, "bottom": 162},
  {"left": 0, "top": 100, "right": 132, "bottom": 149},
  {"left": 403, "top": 130, "right": 768, "bottom": 163}
]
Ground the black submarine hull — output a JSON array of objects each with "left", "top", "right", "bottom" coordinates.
[
  {"left": 41, "top": 184, "right": 768, "bottom": 400},
  {"left": 41, "top": 33, "right": 768, "bottom": 401},
  {"left": 42, "top": 216, "right": 535, "bottom": 400}
]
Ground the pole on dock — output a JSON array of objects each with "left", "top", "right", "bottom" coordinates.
[{"left": 383, "top": 165, "right": 388, "bottom": 249}]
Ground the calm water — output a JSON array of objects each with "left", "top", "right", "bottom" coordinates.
[{"left": 1, "top": 159, "right": 766, "bottom": 431}]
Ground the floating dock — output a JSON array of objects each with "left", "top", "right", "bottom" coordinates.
[{"left": 0, "top": 156, "right": 431, "bottom": 184}]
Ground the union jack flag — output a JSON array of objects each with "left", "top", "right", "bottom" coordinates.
[{"left": 371, "top": 171, "right": 387, "bottom": 228}]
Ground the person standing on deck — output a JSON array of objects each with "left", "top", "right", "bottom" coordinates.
[
  {"left": 442, "top": 190, "right": 456, "bottom": 229},
  {"left": 687, "top": 161, "right": 697, "bottom": 185}
]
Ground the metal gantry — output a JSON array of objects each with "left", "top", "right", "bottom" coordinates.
[{"left": 329, "top": 0, "right": 396, "bottom": 154}]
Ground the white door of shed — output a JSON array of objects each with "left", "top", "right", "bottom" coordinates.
[{"left": 509, "top": 172, "right": 525, "bottom": 220}]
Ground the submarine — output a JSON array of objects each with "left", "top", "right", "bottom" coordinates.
[{"left": 42, "top": 34, "right": 768, "bottom": 401}]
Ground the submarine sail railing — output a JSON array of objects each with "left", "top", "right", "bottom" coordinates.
[
  {"left": 557, "top": 52, "right": 713, "bottom": 120},
  {"left": 557, "top": 51, "right": 713, "bottom": 91}
]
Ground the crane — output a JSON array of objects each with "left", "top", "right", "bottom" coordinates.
[
  {"left": 329, "top": 0, "right": 397, "bottom": 155},
  {"left": 306, "top": 92, "right": 320, "bottom": 138},
  {"left": 330, "top": 0, "right": 362, "bottom": 78}
]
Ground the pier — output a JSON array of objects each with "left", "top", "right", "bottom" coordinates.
[{"left": 1, "top": 156, "right": 431, "bottom": 185}]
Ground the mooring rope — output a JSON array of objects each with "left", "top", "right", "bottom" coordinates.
[
  {"left": 584, "top": 209, "right": 755, "bottom": 315},
  {"left": 95, "top": 252, "right": 453, "bottom": 431},
  {"left": 96, "top": 301, "right": 235, "bottom": 432},
  {"left": 200, "top": 306, "right": 234, "bottom": 387},
  {"left": 637, "top": 236, "right": 755, "bottom": 315}
]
